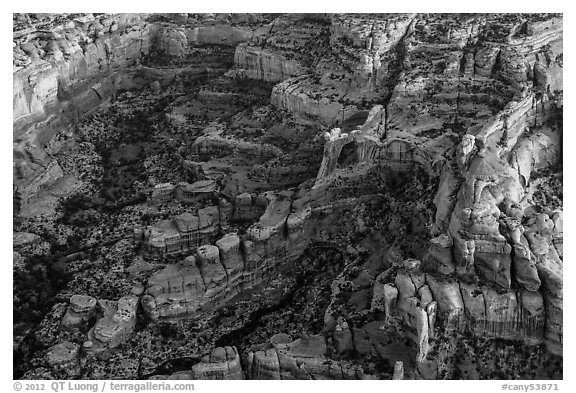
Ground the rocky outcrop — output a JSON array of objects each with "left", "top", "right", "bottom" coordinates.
[
  {"left": 13, "top": 231, "right": 41, "bottom": 249},
  {"left": 87, "top": 296, "right": 139, "bottom": 354},
  {"left": 230, "top": 16, "right": 327, "bottom": 83},
  {"left": 472, "top": 93, "right": 559, "bottom": 152},
  {"left": 186, "top": 25, "right": 254, "bottom": 46},
  {"left": 191, "top": 346, "right": 244, "bottom": 379},
  {"left": 315, "top": 118, "right": 384, "bottom": 183},
  {"left": 424, "top": 95, "right": 559, "bottom": 291},
  {"left": 232, "top": 192, "right": 269, "bottom": 222},
  {"left": 157, "top": 22, "right": 257, "bottom": 58},
  {"left": 13, "top": 14, "right": 154, "bottom": 134},
  {"left": 159, "top": 26, "right": 187, "bottom": 57},
  {"left": 141, "top": 257, "right": 205, "bottom": 321},
  {"left": 60, "top": 294, "right": 98, "bottom": 331},
  {"left": 145, "top": 205, "right": 221, "bottom": 253},
  {"left": 150, "top": 179, "right": 217, "bottom": 204},
  {"left": 330, "top": 14, "right": 415, "bottom": 54},
  {"left": 191, "top": 129, "right": 283, "bottom": 163},
  {"left": 231, "top": 44, "right": 304, "bottom": 82},
  {"left": 45, "top": 342, "right": 80, "bottom": 377},
  {"left": 392, "top": 361, "right": 404, "bottom": 380},
  {"left": 253, "top": 15, "right": 418, "bottom": 124},
  {"left": 329, "top": 14, "right": 415, "bottom": 91},
  {"left": 378, "top": 266, "right": 549, "bottom": 347},
  {"left": 246, "top": 334, "right": 364, "bottom": 379},
  {"left": 216, "top": 234, "right": 244, "bottom": 280},
  {"left": 371, "top": 278, "right": 398, "bottom": 321},
  {"left": 142, "top": 192, "right": 311, "bottom": 321},
  {"left": 424, "top": 86, "right": 562, "bottom": 352},
  {"left": 415, "top": 306, "right": 431, "bottom": 362},
  {"left": 424, "top": 234, "right": 455, "bottom": 274},
  {"left": 524, "top": 213, "right": 563, "bottom": 352},
  {"left": 245, "top": 191, "right": 294, "bottom": 260},
  {"left": 271, "top": 76, "right": 361, "bottom": 125},
  {"left": 14, "top": 14, "right": 157, "bottom": 215},
  {"left": 142, "top": 185, "right": 320, "bottom": 323}
]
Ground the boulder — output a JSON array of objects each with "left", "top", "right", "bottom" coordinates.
[
  {"left": 13, "top": 231, "right": 41, "bottom": 248},
  {"left": 45, "top": 342, "right": 80, "bottom": 376},
  {"left": 61, "top": 294, "right": 97, "bottom": 331}
]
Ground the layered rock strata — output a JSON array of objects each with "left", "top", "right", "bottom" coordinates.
[
  {"left": 142, "top": 190, "right": 312, "bottom": 321},
  {"left": 245, "top": 334, "right": 365, "bottom": 380},
  {"left": 371, "top": 266, "right": 550, "bottom": 348},
  {"left": 191, "top": 346, "right": 244, "bottom": 379},
  {"left": 427, "top": 102, "right": 562, "bottom": 352},
  {"left": 144, "top": 205, "right": 221, "bottom": 253},
  {"left": 231, "top": 44, "right": 304, "bottom": 82},
  {"left": 150, "top": 180, "right": 217, "bottom": 204}
]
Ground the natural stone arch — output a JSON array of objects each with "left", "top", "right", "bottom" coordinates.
[
  {"left": 316, "top": 128, "right": 352, "bottom": 181},
  {"left": 337, "top": 140, "right": 360, "bottom": 168},
  {"left": 316, "top": 126, "right": 384, "bottom": 182}
]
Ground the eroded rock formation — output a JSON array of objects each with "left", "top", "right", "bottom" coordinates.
[{"left": 246, "top": 335, "right": 365, "bottom": 380}]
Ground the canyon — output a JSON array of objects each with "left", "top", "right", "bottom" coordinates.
[{"left": 13, "top": 13, "right": 562, "bottom": 380}]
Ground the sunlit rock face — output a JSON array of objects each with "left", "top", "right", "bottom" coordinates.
[{"left": 427, "top": 92, "right": 563, "bottom": 353}]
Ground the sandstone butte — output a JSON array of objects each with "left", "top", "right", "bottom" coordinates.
[{"left": 13, "top": 13, "right": 563, "bottom": 380}]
